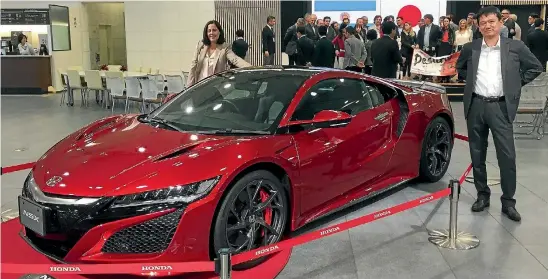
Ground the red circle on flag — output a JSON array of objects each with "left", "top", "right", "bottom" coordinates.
[{"left": 398, "top": 5, "right": 422, "bottom": 27}]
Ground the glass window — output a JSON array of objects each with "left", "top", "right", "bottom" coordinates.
[
  {"left": 149, "top": 71, "right": 307, "bottom": 133},
  {"left": 363, "top": 82, "right": 385, "bottom": 107},
  {"left": 290, "top": 78, "right": 375, "bottom": 121}
]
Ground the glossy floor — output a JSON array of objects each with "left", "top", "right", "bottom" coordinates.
[{"left": 2, "top": 94, "right": 548, "bottom": 279}]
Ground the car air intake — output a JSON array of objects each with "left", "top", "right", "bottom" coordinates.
[{"left": 101, "top": 208, "right": 184, "bottom": 254}]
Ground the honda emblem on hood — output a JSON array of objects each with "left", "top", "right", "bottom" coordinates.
[{"left": 46, "top": 176, "right": 62, "bottom": 187}]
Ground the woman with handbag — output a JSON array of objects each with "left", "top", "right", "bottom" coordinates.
[{"left": 186, "top": 20, "right": 251, "bottom": 88}]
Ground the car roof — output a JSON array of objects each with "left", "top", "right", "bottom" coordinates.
[{"left": 229, "top": 65, "right": 349, "bottom": 78}]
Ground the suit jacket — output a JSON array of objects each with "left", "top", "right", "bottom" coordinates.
[
  {"left": 343, "top": 36, "right": 366, "bottom": 69},
  {"left": 296, "top": 35, "right": 315, "bottom": 66},
  {"left": 305, "top": 24, "right": 319, "bottom": 41},
  {"left": 262, "top": 25, "right": 276, "bottom": 54},
  {"left": 326, "top": 26, "right": 337, "bottom": 42},
  {"left": 503, "top": 18, "right": 516, "bottom": 39},
  {"left": 370, "top": 36, "right": 403, "bottom": 78},
  {"left": 232, "top": 38, "right": 248, "bottom": 60},
  {"left": 417, "top": 24, "right": 442, "bottom": 52},
  {"left": 455, "top": 37, "right": 543, "bottom": 122},
  {"left": 187, "top": 40, "right": 252, "bottom": 87},
  {"left": 313, "top": 37, "right": 336, "bottom": 67},
  {"left": 526, "top": 29, "right": 548, "bottom": 69},
  {"left": 283, "top": 25, "right": 298, "bottom": 55}
]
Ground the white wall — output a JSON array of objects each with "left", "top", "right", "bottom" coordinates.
[
  {"left": 1, "top": 1, "right": 89, "bottom": 90},
  {"left": 124, "top": 1, "right": 215, "bottom": 74}
]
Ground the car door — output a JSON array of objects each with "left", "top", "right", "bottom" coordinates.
[{"left": 288, "top": 78, "right": 394, "bottom": 216}]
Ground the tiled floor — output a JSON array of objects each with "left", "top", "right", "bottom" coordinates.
[{"left": 1, "top": 93, "right": 548, "bottom": 279}]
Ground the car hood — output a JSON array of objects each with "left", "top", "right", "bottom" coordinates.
[{"left": 32, "top": 115, "right": 250, "bottom": 197}]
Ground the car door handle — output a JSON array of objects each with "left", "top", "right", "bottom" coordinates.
[{"left": 374, "top": 112, "right": 389, "bottom": 121}]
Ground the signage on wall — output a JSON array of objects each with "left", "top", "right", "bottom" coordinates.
[{"left": 1, "top": 9, "right": 50, "bottom": 25}]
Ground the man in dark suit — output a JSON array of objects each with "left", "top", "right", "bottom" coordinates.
[
  {"left": 456, "top": 6, "right": 543, "bottom": 222},
  {"left": 295, "top": 26, "right": 314, "bottom": 66},
  {"left": 262, "top": 15, "right": 276, "bottom": 65},
  {"left": 527, "top": 18, "right": 548, "bottom": 71},
  {"left": 417, "top": 14, "right": 442, "bottom": 56},
  {"left": 524, "top": 13, "right": 541, "bottom": 45},
  {"left": 231, "top": 29, "right": 248, "bottom": 61},
  {"left": 501, "top": 9, "right": 516, "bottom": 38},
  {"left": 313, "top": 26, "right": 335, "bottom": 67},
  {"left": 305, "top": 13, "right": 319, "bottom": 42},
  {"left": 370, "top": 21, "right": 403, "bottom": 78}
]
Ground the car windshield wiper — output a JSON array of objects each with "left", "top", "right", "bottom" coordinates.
[
  {"left": 141, "top": 116, "right": 184, "bottom": 132},
  {"left": 197, "top": 129, "right": 270, "bottom": 135}
]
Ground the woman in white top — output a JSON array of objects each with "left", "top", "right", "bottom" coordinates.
[
  {"left": 186, "top": 20, "right": 251, "bottom": 87},
  {"left": 17, "top": 34, "right": 35, "bottom": 56},
  {"left": 454, "top": 19, "right": 472, "bottom": 52}
]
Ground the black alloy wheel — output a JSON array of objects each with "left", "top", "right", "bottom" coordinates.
[
  {"left": 212, "top": 170, "right": 288, "bottom": 269},
  {"left": 419, "top": 117, "right": 453, "bottom": 182}
]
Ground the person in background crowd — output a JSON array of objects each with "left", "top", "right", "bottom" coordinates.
[
  {"left": 472, "top": 14, "right": 483, "bottom": 40},
  {"left": 186, "top": 20, "right": 250, "bottom": 87},
  {"left": 439, "top": 16, "right": 446, "bottom": 27},
  {"left": 524, "top": 13, "right": 540, "bottom": 45},
  {"left": 361, "top": 16, "right": 369, "bottom": 30},
  {"left": 342, "top": 26, "right": 366, "bottom": 72},
  {"left": 317, "top": 18, "right": 324, "bottom": 26},
  {"left": 414, "top": 18, "right": 425, "bottom": 34},
  {"left": 417, "top": 14, "right": 441, "bottom": 56},
  {"left": 231, "top": 29, "right": 248, "bottom": 62},
  {"left": 332, "top": 23, "right": 347, "bottom": 69},
  {"left": 527, "top": 18, "right": 548, "bottom": 72},
  {"left": 17, "top": 34, "right": 35, "bottom": 56},
  {"left": 305, "top": 13, "right": 319, "bottom": 41},
  {"left": 446, "top": 14, "right": 459, "bottom": 30},
  {"left": 323, "top": 16, "right": 331, "bottom": 27},
  {"left": 38, "top": 44, "right": 49, "bottom": 56},
  {"left": 342, "top": 17, "right": 350, "bottom": 25},
  {"left": 454, "top": 19, "right": 473, "bottom": 52},
  {"left": 384, "top": 15, "right": 395, "bottom": 23},
  {"left": 295, "top": 25, "right": 315, "bottom": 66},
  {"left": 509, "top": 14, "right": 521, "bottom": 40},
  {"left": 501, "top": 9, "right": 516, "bottom": 38},
  {"left": 500, "top": 24, "right": 509, "bottom": 38},
  {"left": 363, "top": 29, "right": 377, "bottom": 74},
  {"left": 355, "top": 17, "right": 367, "bottom": 42},
  {"left": 370, "top": 21, "right": 403, "bottom": 78},
  {"left": 283, "top": 18, "right": 306, "bottom": 66},
  {"left": 372, "top": 15, "right": 383, "bottom": 38},
  {"left": 262, "top": 15, "right": 276, "bottom": 66},
  {"left": 327, "top": 21, "right": 338, "bottom": 42},
  {"left": 396, "top": 17, "right": 404, "bottom": 38},
  {"left": 438, "top": 17, "right": 455, "bottom": 56},
  {"left": 313, "top": 26, "right": 335, "bottom": 67},
  {"left": 456, "top": 6, "right": 542, "bottom": 222},
  {"left": 399, "top": 22, "right": 416, "bottom": 79}
]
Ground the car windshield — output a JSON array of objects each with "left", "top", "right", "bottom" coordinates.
[{"left": 147, "top": 70, "right": 309, "bottom": 134}]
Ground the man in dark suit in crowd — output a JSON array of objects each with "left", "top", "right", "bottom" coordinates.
[
  {"left": 262, "top": 16, "right": 276, "bottom": 65},
  {"left": 305, "top": 13, "right": 319, "bottom": 42},
  {"left": 417, "top": 14, "right": 442, "bottom": 56},
  {"left": 370, "top": 21, "right": 403, "bottom": 78},
  {"left": 313, "top": 26, "right": 335, "bottom": 68},
  {"left": 456, "top": 6, "right": 543, "bottom": 222},
  {"left": 501, "top": 9, "right": 516, "bottom": 38},
  {"left": 231, "top": 29, "right": 248, "bottom": 61},
  {"left": 295, "top": 26, "right": 315, "bottom": 66},
  {"left": 527, "top": 18, "right": 548, "bottom": 71},
  {"left": 523, "top": 13, "right": 540, "bottom": 45}
]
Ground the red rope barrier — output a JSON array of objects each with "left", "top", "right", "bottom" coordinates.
[
  {"left": 1, "top": 132, "right": 472, "bottom": 275},
  {"left": 1, "top": 162, "right": 34, "bottom": 175}
]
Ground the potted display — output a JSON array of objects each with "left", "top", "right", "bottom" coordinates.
[
  {"left": 99, "top": 64, "right": 109, "bottom": 71},
  {"left": 120, "top": 65, "right": 128, "bottom": 72}
]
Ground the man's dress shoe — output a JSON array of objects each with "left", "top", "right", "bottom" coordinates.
[
  {"left": 471, "top": 199, "right": 490, "bottom": 212},
  {"left": 502, "top": 207, "right": 521, "bottom": 222}
]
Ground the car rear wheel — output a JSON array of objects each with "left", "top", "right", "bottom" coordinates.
[
  {"left": 419, "top": 117, "right": 453, "bottom": 182},
  {"left": 212, "top": 170, "right": 288, "bottom": 269}
]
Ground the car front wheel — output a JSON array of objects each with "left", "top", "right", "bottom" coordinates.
[{"left": 212, "top": 170, "right": 288, "bottom": 269}]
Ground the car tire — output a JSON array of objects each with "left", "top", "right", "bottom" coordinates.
[
  {"left": 212, "top": 170, "right": 289, "bottom": 270},
  {"left": 418, "top": 117, "right": 453, "bottom": 182}
]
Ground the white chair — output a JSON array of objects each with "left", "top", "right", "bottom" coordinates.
[
  {"left": 124, "top": 76, "right": 142, "bottom": 113},
  {"left": 139, "top": 78, "right": 162, "bottom": 112},
  {"left": 66, "top": 70, "right": 87, "bottom": 107},
  {"left": 108, "top": 65, "right": 122, "bottom": 72},
  {"left": 84, "top": 70, "right": 107, "bottom": 107},
  {"left": 57, "top": 68, "right": 69, "bottom": 106},
  {"left": 165, "top": 75, "right": 185, "bottom": 94},
  {"left": 105, "top": 71, "right": 126, "bottom": 114}
]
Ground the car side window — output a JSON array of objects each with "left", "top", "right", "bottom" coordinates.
[
  {"left": 290, "top": 78, "right": 375, "bottom": 121},
  {"left": 363, "top": 82, "right": 385, "bottom": 107}
]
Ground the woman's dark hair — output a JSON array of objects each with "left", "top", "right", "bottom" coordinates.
[
  {"left": 17, "top": 33, "right": 27, "bottom": 44},
  {"left": 202, "top": 20, "right": 226, "bottom": 45},
  {"left": 366, "top": 29, "right": 377, "bottom": 40}
]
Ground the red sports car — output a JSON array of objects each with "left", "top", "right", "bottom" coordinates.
[{"left": 19, "top": 67, "right": 454, "bottom": 274}]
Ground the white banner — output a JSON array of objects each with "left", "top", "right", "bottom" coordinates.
[{"left": 410, "top": 49, "right": 460, "bottom": 77}]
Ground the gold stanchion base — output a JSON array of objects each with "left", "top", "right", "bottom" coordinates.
[{"left": 428, "top": 229, "right": 480, "bottom": 250}]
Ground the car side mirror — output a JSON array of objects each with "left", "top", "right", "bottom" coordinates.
[{"left": 311, "top": 110, "right": 352, "bottom": 128}]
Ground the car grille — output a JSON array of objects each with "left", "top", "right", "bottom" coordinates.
[{"left": 102, "top": 208, "right": 184, "bottom": 254}]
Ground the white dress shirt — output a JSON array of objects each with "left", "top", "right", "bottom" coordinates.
[
  {"left": 474, "top": 37, "right": 503, "bottom": 97},
  {"left": 18, "top": 43, "right": 35, "bottom": 55}
]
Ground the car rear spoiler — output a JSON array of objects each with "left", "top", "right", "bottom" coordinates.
[{"left": 386, "top": 79, "right": 447, "bottom": 94}]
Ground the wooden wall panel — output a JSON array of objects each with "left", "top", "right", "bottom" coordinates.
[{"left": 214, "top": 0, "right": 282, "bottom": 66}]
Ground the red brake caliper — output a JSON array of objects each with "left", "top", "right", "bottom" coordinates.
[{"left": 259, "top": 190, "right": 272, "bottom": 237}]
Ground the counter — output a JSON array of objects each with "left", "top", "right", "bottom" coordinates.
[{"left": 1, "top": 55, "right": 52, "bottom": 95}]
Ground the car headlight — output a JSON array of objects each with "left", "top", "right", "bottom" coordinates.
[{"left": 110, "top": 176, "right": 221, "bottom": 208}]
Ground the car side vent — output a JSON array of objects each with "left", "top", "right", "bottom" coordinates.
[
  {"left": 396, "top": 95, "right": 410, "bottom": 137},
  {"left": 155, "top": 146, "right": 196, "bottom": 161}
]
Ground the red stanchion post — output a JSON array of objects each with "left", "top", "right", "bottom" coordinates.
[{"left": 427, "top": 179, "right": 480, "bottom": 250}]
